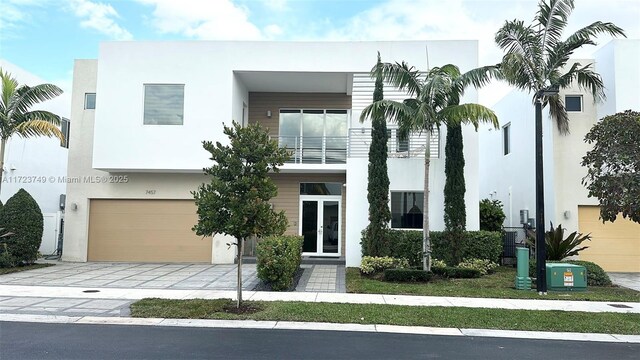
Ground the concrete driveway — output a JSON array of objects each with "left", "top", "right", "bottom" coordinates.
[
  {"left": 608, "top": 273, "right": 640, "bottom": 291},
  {"left": 0, "top": 262, "right": 259, "bottom": 290}
]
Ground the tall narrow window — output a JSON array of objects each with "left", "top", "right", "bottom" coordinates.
[
  {"left": 143, "top": 84, "right": 184, "bottom": 125},
  {"left": 503, "top": 123, "right": 510, "bottom": 155},
  {"left": 60, "top": 117, "right": 70, "bottom": 148},
  {"left": 391, "top": 191, "right": 424, "bottom": 229},
  {"left": 565, "top": 95, "right": 582, "bottom": 112},
  {"left": 84, "top": 93, "right": 96, "bottom": 109}
]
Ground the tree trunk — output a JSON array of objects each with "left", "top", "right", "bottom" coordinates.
[
  {"left": 236, "top": 237, "right": 243, "bottom": 308},
  {"left": 0, "top": 139, "right": 5, "bottom": 194},
  {"left": 423, "top": 130, "right": 432, "bottom": 271}
]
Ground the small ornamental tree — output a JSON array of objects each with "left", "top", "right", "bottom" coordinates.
[
  {"left": 479, "top": 198, "right": 506, "bottom": 232},
  {"left": 0, "top": 189, "right": 43, "bottom": 265},
  {"left": 364, "top": 53, "right": 391, "bottom": 257},
  {"left": 192, "top": 122, "right": 289, "bottom": 308},
  {"left": 582, "top": 110, "right": 640, "bottom": 223},
  {"left": 444, "top": 124, "right": 466, "bottom": 232}
]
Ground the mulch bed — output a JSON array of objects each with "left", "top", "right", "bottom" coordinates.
[{"left": 252, "top": 267, "right": 305, "bottom": 292}]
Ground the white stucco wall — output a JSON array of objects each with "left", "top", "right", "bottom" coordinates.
[
  {"left": 595, "top": 39, "right": 640, "bottom": 118},
  {"left": 0, "top": 59, "right": 69, "bottom": 255}
]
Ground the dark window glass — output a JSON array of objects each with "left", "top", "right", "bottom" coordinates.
[
  {"left": 60, "top": 118, "right": 70, "bottom": 148},
  {"left": 300, "top": 183, "right": 342, "bottom": 195},
  {"left": 84, "top": 93, "right": 96, "bottom": 109},
  {"left": 391, "top": 192, "right": 424, "bottom": 229},
  {"left": 503, "top": 124, "right": 510, "bottom": 155},
  {"left": 565, "top": 95, "right": 582, "bottom": 112}
]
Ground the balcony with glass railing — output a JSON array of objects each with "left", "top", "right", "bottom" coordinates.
[{"left": 277, "top": 128, "right": 439, "bottom": 165}]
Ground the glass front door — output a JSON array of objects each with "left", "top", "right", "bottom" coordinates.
[{"left": 300, "top": 196, "right": 341, "bottom": 256}]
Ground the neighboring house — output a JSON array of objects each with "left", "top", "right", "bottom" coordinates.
[
  {"left": 479, "top": 39, "right": 640, "bottom": 272},
  {"left": 63, "top": 41, "right": 482, "bottom": 267},
  {"left": 0, "top": 59, "right": 70, "bottom": 255}
]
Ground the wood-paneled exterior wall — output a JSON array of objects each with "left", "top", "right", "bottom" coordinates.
[
  {"left": 248, "top": 92, "right": 352, "bottom": 136},
  {"left": 269, "top": 173, "right": 347, "bottom": 256}
]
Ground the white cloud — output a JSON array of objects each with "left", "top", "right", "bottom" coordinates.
[
  {"left": 67, "top": 0, "right": 133, "bottom": 40},
  {"left": 262, "top": 0, "right": 288, "bottom": 11},
  {"left": 264, "top": 24, "right": 283, "bottom": 38},
  {"left": 136, "top": 0, "right": 263, "bottom": 40},
  {"left": 0, "top": 0, "right": 45, "bottom": 37}
]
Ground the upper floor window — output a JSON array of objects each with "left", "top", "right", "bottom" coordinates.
[
  {"left": 84, "top": 93, "right": 96, "bottom": 109},
  {"left": 388, "top": 128, "right": 409, "bottom": 153},
  {"left": 503, "top": 123, "right": 510, "bottom": 155},
  {"left": 565, "top": 95, "right": 582, "bottom": 112},
  {"left": 391, "top": 191, "right": 423, "bottom": 229},
  {"left": 60, "top": 117, "right": 70, "bottom": 148},
  {"left": 143, "top": 84, "right": 184, "bottom": 125}
]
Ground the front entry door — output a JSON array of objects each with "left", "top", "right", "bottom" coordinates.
[{"left": 300, "top": 196, "right": 341, "bottom": 256}]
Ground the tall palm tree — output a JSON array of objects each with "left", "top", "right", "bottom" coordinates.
[
  {"left": 495, "top": 0, "right": 625, "bottom": 292},
  {"left": 0, "top": 68, "right": 64, "bottom": 192},
  {"left": 360, "top": 61, "right": 500, "bottom": 270}
]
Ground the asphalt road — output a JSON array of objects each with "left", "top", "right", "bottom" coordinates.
[{"left": 1, "top": 321, "right": 638, "bottom": 360}]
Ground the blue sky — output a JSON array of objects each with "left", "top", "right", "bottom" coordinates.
[{"left": 1, "top": 0, "right": 639, "bottom": 105}]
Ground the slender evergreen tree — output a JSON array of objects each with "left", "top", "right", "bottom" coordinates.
[
  {"left": 364, "top": 53, "right": 391, "bottom": 256},
  {"left": 444, "top": 123, "right": 466, "bottom": 231}
]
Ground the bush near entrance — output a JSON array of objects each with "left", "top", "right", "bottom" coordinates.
[{"left": 256, "top": 235, "right": 303, "bottom": 291}]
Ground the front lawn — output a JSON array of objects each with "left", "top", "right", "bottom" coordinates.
[
  {"left": 130, "top": 298, "right": 640, "bottom": 334},
  {"left": 0, "top": 263, "right": 54, "bottom": 275},
  {"left": 347, "top": 266, "right": 640, "bottom": 302}
]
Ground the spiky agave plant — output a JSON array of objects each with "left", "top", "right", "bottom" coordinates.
[{"left": 527, "top": 223, "right": 591, "bottom": 260}]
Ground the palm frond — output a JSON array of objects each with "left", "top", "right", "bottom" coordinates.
[
  {"left": 565, "top": 21, "right": 626, "bottom": 46},
  {"left": 495, "top": 19, "right": 542, "bottom": 89},
  {"left": 500, "top": 53, "right": 538, "bottom": 92},
  {"left": 536, "top": 0, "right": 574, "bottom": 59},
  {"left": 15, "top": 119, "right": 65, "bottom": 141},
  {"left": 547, "top": 94, "right": 570, "bottom": 134},
  {"left": 9, "top": 83, "right": 63, "bottom": 116},
  {"left": 452, "top": 64, "right": 503, "bottom": 102},
  {"left": 375, "top": 61, "right": 423, "bottom": 98},
  {"left": 438, "top": 103, "right": 499, "bottom": 130},
  {"left": 1, "top": 69, "right": 19, "bottom": 114},
  {"left": 359, "top": 99, "right": 415, "bottom": 124}
]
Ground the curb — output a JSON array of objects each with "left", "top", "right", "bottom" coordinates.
[{"left": 1, "top": 313, "right": 638, "bottom": 343}]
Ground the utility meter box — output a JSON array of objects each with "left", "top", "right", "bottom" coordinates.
[{"left": 546, "top": 263, "right": 587, "bottom": 291}]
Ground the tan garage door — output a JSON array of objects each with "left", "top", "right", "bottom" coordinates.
[
  {"left": 88, "top": 199, "right": 211, "bottom": 263},
  {"left": 578, "top": 206, "right": 640, "bottom": 272}
]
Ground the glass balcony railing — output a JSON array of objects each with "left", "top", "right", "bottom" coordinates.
[{"left": 278, "top": 136, "right": 348, "bottom": 164}]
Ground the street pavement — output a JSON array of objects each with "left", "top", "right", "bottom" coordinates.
[{"left": 2, "top": 321, "right": 639, "bottom": 360}]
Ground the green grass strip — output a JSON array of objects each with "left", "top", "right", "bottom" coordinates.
[
  {"left": 131, "top": 298, "right": 640, "bottom": 335},
  {"left": 347, "top": 267, "right": 640, "bottom": 302},
  {"left": 0, "top": 263, "right": 53, "bottom": 275}
]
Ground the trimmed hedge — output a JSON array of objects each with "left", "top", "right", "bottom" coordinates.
[
  {"left": 256, "top": 235, "right": 303, "bottom": 291},
  {"left": 360, "top": 256, "right": 409, "bottom": 275},
  {"left": 384, "top": 269, "right": 432, "bottom": 282},
  {"left": 529, "top": 259, "right": 612, "bottom": 286},
  {"left": 366, "top": 230, "right": 502, "bottom": 267},
  {"left": 432, "top": 266, "right": 482, "bottom": 279},
  {"left": 0, "top": 189, "right": 43, "bottom": 266}
]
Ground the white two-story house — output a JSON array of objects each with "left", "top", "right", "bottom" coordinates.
[
  {"left": 63, "top": 40, "right": 482, "bottom": 267},
  {"left": 479, "top": 39, "right": 640, "bottom": 272}
]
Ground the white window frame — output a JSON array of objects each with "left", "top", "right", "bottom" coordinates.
[
  {"left": 565, "top": 95, "right": 583, "bottom": 113},
  {"left": 84, "top": 93, "right": 96, "bottom": 110}
]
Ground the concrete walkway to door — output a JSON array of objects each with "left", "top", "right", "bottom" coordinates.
[{"left": 0, "top": 262, "right": 345, "bottom": 292}]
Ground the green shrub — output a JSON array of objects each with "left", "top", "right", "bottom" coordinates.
[
  {"left": 360, "top": 256, "right": 409, "bottom": 275},
  {"left": 256, "top": 235, "right": 303, "bottom": 291},
  {"left": 0, "top": 189, "right": 43, "bottom": 265},
  {"left": 431, "top": 230, "right": 503, "bottom": 265},
  {"left": 0, "top": 243, "right": 16, "bottom": 268},
  {"left": 457, "top": 258, "right": 499, "bottom": 275},
  {"left": 431, "top": 258, "right": 447, "bottom": 269},
  {"left": 529, "top": 259, "right": 612, "bottom": 286},
  {"left": 432, "top": 266, "right": 481, "bottom": 279},
  {"left": 384, "top": 269, "right": 432, "bottom": 282},
  {"left": 386, "top": 230, "right": 423, "bottom": 267},
  {"left": 479, "top": 199, "right": 506, "bottom": 231},
  {"left": 526, "top": 223, "right": 591, "bottom": 260}
]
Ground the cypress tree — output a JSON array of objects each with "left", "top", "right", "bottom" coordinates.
[
  {"left": 444, "top": 123, "right": 466, "bottom": 231},
  {"left": 364, "top": 53, "right": 391, "bottom": 256},
  {"left": 444, "top": 123, "right": 466, "bottom": 264}
]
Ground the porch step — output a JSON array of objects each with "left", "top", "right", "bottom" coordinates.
[{"left": 241, "top": 256, "right": 345, "bottom": 265}]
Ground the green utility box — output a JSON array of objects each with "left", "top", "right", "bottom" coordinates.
[
  {"left": 515, "top": 247, "right": 532, "bottom": 290},
  {"left": 546, "top": 263, "right": 587, "bottom": 291}
]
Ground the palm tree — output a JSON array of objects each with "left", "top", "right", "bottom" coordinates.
[
  {"left": 360, "top": 61, "right": 500, "bottom": 270},
  {"left": 0, "top": 68, "right": 64, "bottom": 192},
  {"left": 495, "top": 0, "right": 625, "bottom": 292}
]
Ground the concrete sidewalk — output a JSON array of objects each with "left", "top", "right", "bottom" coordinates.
[{"left": 0, "top": 284, "right": 638, "bottom": 314}]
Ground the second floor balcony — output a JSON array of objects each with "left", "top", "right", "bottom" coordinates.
[{"left": 277, "top": 128, "right": 439, "bottom": 165}]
